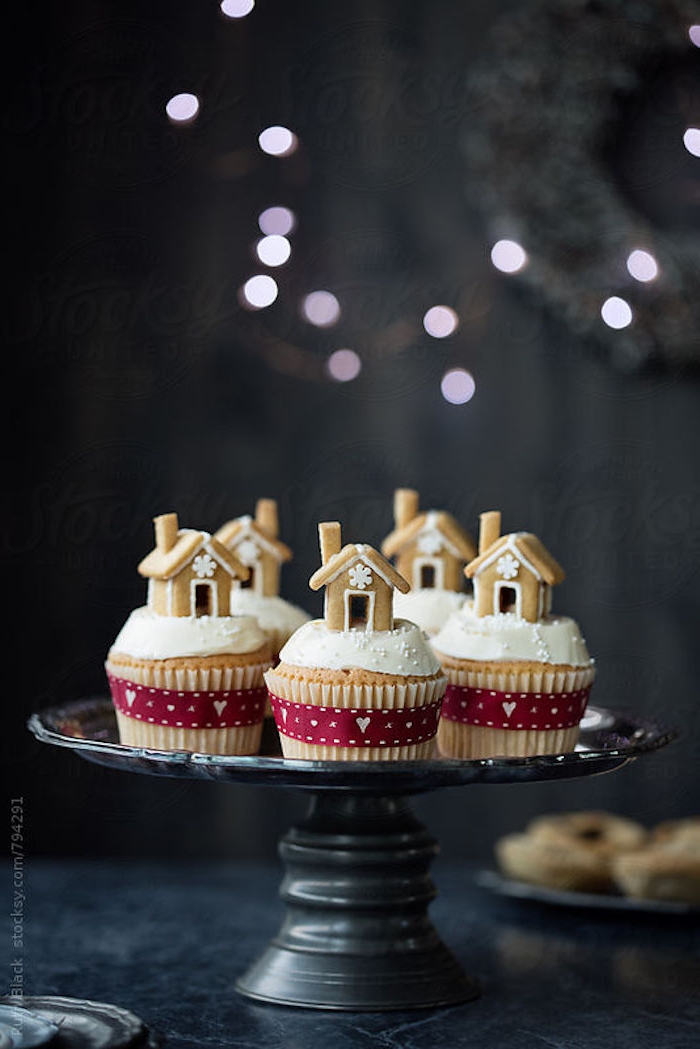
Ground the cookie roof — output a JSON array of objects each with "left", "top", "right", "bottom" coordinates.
[
  {"left": 381, "top": 509, "right": 476, "bottom": 561},
  {"left": 464, "top": 532, "right": 565, "bottom": 584},
  {"left": 138, "top": 528, "right": 250, "bottom": 582},
  {"left": 214, "top": 515, "right": 292, "bottom": 562},
  {"left": 309, "top": 542, "right": 411, "bottom": 594}
]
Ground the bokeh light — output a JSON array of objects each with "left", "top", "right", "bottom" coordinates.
[
  {"left": 258, "top": 206, "right": 296, "bottom": 236},
  {"left": 441, "top": 369, "right": 476, "bottom": 405},
  {"left": 683, "top": 127, "right": 700, "bottom": 158},
  {"left": 601, "top": 296, "right": 633, "bottom": 329},
  {"left": 256, "top": 235, "right": 291, "bottom": 267},
  {"left": 221, "top": 0, "right": 255, "bottom": 18},
  {"left": 689, "top": 25, "right": 700, "bottom": 47},
  {"left": 165, "top": 93, "right": 200, "bottom": 124},
  {"left": 258, "top": 126, "right": 298, "bottom": 157},
  {"left": 241, "top": 274, "right": 278, "bottom": 309},
  {"left": 490, "top": 239, "right": 528, "bottom": 273},
  {"left": 301, "top": 291, "right": 341, "bottom": 327},
  {"left": 327, "top": 349, "right": 361, "bottom": 382},
  {"left": 423, "top": 305, "right": 459, "bottom": 338},
  {"left": 626, "top": 249, "right": 659, "bottom": 283}
]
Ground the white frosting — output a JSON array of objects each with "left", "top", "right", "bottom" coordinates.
[
  {"left": 392, "top": 589, "right": 467, "bottom": 637},
  {"left": 277, "top": 618, "right": 442, "bottom": 676},
  {"left": 431, "top": 600, "right": 593, "bottom": 666},
  {"left": 109, "top": 606, "right": 267, "bottom": 659},
  {"left": 227, "top": 590, "right": 311, "bottom": 640}
]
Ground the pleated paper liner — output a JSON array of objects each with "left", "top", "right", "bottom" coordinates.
[
  {"left": 434, "top": 658, "right": 596, "bottom": 760},
  {"left": 437, "top": 720, "right": 581, "bottom": 761},
  {"left": 105, "top": 647, "right": 271, "bottom": 690},
  {"left": 106, "top": 649, "right": 271, "bottom": 754},
  {"left": 265, "top": 665, "right": 446, "bottom": 761},
  {"left": 114, "top": 712, "right": 264, "bottom": 755}
]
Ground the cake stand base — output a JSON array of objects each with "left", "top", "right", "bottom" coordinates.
[{"left": 235, "top": 791, "right": 479, "bottom": 1010}]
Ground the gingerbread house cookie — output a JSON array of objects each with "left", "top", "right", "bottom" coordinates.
[
  {"left": 381, "top": 488, "right": 476, "bottom": 636},
  {"left": 215, "top": 498, "right": 311, "bottom": 662}
]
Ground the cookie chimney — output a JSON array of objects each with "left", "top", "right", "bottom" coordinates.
[
  {"left": 154, "top": 512, "right": 179, "bottom": 553},
  {"left": 394, "top": 488, "right": 419, "bottom": 529},
  {"left": 255, "top": 498, "right": 279, "bottom": 539},
  {"left": 319, "top": 521, "right": 342, "bottom": 564},
  {"left": 478, "top": 510, "right": 501, "bottom": 554}
]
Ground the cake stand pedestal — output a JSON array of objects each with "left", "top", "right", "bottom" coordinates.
[
  {"left": 237, "top": 790, "right": 474, "bottom": 1009},
  {"left": 29, "top": 699, "right": 676, "bottom": 1012}
]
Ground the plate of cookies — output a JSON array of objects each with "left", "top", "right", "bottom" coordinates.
[{"left": 478, "top": 812, "right": 700, "bottom": 915}]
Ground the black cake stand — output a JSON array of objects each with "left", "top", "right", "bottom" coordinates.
[{"left": 29, "top": 698, "right": 676, "bottom": 1012}]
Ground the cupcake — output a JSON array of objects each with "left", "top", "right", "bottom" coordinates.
[
  {"left": 214, "top": 497, "right": 311, "bottom": 731},
  {"left": 264, "top": 521, "right": 447, "bottom": 760},
  {"left": 432, "top": 511, "right": 595, "bottom": 759},
  {"left": 381, "top": 488, "right": 477, "bottom": 637},
  {"left": 106, "top": 512, "right": 272, "bottom": 754}
]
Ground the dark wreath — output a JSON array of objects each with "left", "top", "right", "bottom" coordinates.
[{"left": 463, "top": 0, "right": 700, "bottom": 373}]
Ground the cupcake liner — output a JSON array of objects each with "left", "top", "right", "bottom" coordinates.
[
  {"left": 265, "top": 667, "right": 446, "bottom": 761},
  {"left": 263, "top": 654, "right": 281, "bottom": 720},
  {"left": 264, "top": 668, "right": 446, "bottom": 710},
  {"left": 436, "top": 660, "right": 595, "bottom": 759},
  {"left": 107, "top": 656, "right": 270, "bottom": 755},
  {"left": 106, "top": 657, "right": 269, "bottom": 692},
  {"left": 439, "top": 661, "right": 595, "bottom": 695},
  {"left": 278, "top": 738, "right": 437, "bottom": 761},
  {"left": 437, "top": 718, "right": 580, "bottom": 760},
  {"left": 115, "top": 713, "right": 263, "bottom": 755}
]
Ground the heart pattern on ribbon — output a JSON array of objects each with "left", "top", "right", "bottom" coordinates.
[
  {"left": 441, "top": 684, "right": 591, "bottom": 731},
  {"left": 267, "top": 693, "right": 443, "bottom": 748},
  {"left": 108, "top": 674, "right": 265, "bottom": 729}
]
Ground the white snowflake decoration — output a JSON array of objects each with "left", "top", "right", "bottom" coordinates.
[
  {"left": 417, "top": 529, "right": 443, "bottom": 555},
  {"left": 496, "top": 553, "right": 520, "bottom": 580},
  {"left": 235, "top": 539, "right": 259, "bottom": 566},
  {"left": 348, "top": 562, "right": 373, "bottom": 590},
  {"left": 192, "top": 553, "right": 216, "bottom": 578}
]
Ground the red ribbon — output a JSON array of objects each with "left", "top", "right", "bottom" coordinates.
[
  {"left": 108, "top": 673, "right": 266, "bottom": 729},
  {"left": 441, "top": 683, "right": 591, "bottom": 731},
  {"left": 268, "top": 692, "right": 443, "bottom": 748}
]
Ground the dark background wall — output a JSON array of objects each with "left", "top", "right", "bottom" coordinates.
[{"left": 5, "top": 0, "right": 699, "bottom": 864}]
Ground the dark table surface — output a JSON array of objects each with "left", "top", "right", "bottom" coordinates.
[{"left": 6, "top": 857, "right": 700, "bottom": 1048}]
